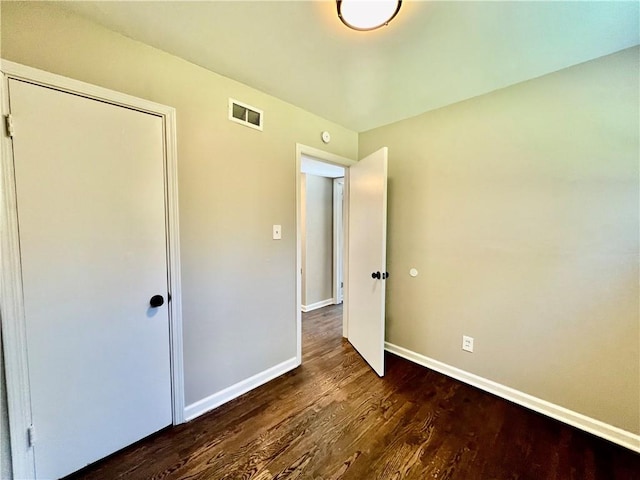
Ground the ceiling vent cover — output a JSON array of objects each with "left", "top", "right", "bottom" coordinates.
[{"left": 228, "top": 98, "right": 263, "bottom": 131}]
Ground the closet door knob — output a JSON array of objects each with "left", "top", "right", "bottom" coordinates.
[
  {"left": 149, "top": 295, "right": 165, "bottom": 308},
  {"left": 371, "top": 271, "right": 381, "bottom": 280}
]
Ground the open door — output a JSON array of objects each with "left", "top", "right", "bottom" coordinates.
[{"left": 347, "top": 147, "right": 388, "bottom": 376}]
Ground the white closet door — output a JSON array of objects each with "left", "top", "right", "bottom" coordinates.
[{"left": 9, "top": 78, "right": 172, "bottom": 480}]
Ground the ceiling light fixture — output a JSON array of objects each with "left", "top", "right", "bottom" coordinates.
[{"left": 337, "top": 0, "right": 402, "bottom": 31}]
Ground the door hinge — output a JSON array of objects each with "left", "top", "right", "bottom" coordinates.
[
  {"left": 5, "top": 114, "right": 14, "bottom": 138},
  {"left": 27, "top": 424, "right": 36, "bottom": 447}
]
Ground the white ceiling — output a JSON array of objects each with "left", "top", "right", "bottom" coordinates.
[
  {"left": 59, "top": 1, "right": 639, "bottom": 132},
  {"left": 301, "top": 155, "right": 346, "bottom": 178}
]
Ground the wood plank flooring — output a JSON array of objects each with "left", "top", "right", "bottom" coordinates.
[{"left": 67, "top": 304, "right": 639, "bottom": 480}]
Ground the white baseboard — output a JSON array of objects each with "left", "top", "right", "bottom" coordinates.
[
  {"left": 385, "top": 342, "right": 640, "bottom": 453},
  {"left": 301, "top": 298, "right": 334, "bottom": 313},
  {"left": 184, "top": 357, "right": 298, "bottom": 422}
]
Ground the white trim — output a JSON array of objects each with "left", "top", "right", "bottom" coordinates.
[
  {"left": 332, "top": 178, "right": 345, "bottom": 305},
  {"left": 342, "top": 167, "right": 351, "bottom": 340},
  {"left": 0, "top": 62, "right": 36, "bottom": 480},
  {"left": 385, "top": 342, "right": 640, "bottom": 453},
  {"left": 2, "top": 60, "right": 175, "bottom": 118},
  {"left": 184, "top": 357, "right": 298, "bottom": 422},
  {"left": 301, "top": 298, "right": 335, "bottom": 313},
  {"left": 163, "top": 102, "right": 186, "bottom": 425},
  {"left": 0, "top": 59, "right": 185, "bottom": 479},
  {"left": 296, "top": 144, "right": 356, "bottom": 365}
]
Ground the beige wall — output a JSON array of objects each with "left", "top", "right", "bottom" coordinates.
[
  {"left": 360, "top": 47, "right": 640, "bottom": 433},
  {"left": 0, "top": 1, "right": 358, "bottom": 413},
  {"left": 302, "top": 174, "right": 334, "bottom": 307}
]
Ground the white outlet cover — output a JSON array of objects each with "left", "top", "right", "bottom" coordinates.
[
  {"left": 462, "top": 335, "right": 474, "bottom": 353},
  {"left": 272, "top": 224, "right": 282, "bottom": 240}
]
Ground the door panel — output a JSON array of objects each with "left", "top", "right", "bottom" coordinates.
[
  {"left": 347, "top": 147, "right": 388, "bottom": 376},
  {"left": 9, "top": 79, "right": 172, "bottom": 479}
]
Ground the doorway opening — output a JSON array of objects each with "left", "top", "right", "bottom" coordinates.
[
  {"left": 300, "top": 157, "right": 344, "bottom": 362},
  {"left": 296, "top": 145, "right": 355, "bottom": 364},
  {"left": 296, "top": 144, "right": 389, "bottom": 375},
  {"left": 301, "top": 157, "right": 344, "bottom": 312}
]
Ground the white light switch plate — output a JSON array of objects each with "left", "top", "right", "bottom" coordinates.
[{"left": 273, "top": 225, "right": 282, "bottom": 240}]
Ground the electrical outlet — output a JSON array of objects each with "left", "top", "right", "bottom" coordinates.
[{"left": 462, "top": 335, "right": 474, "bottom": 353}]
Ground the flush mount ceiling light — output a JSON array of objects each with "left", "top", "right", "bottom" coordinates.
[{"left": 337, "top": 0, "right": 402, "bottom": 31}]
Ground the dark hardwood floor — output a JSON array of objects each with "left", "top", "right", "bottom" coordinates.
[{"left": 67, "top": 304, "right": 639, "bottom": 480}]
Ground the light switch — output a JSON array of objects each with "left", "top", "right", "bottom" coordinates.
[{"left": 273, "top": 225, "right": 282, "bottom": 240}]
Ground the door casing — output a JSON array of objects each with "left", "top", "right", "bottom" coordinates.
[
  {"left": 333, "top": 178, "right": 345, "bottom": 305},
  {"left": 0, "top": 59, "right": 184, "bottom": 480}
]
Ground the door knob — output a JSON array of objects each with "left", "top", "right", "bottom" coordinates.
[
  {"left": 371, "top": 271, "right": 381, "bottom": 279},
  {"left": 149, "top": 295, "right": 165, "bottom": 308},
  {"left": 382, "top": 272, "right": 390, "bottom": 279}
]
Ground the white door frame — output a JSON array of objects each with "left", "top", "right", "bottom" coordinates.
[
  {"left": 332, "top": 178, "right": 345, "bottom": 305},
  {"left": 296, "top": 144, "right": 355, "bottom": 363},
  {"left": 0, "top": 60, "right": 185, "bottom": 480}
]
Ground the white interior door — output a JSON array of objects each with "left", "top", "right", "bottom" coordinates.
[
  {"left": 9, "top": 79, "right": 172, "bottom": 479},
  {"left": 347, "top": 147, "right": 388, "bottom": 377}
]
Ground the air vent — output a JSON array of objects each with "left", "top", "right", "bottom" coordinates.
[{"left": 228, "top": 98, "right": 263, "bottom": 131}]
